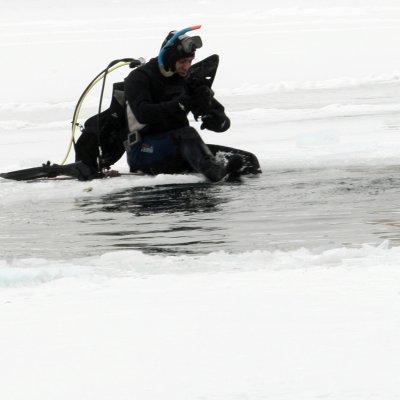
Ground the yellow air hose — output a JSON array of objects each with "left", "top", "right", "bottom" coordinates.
[{"left": 60, "top": 61, "right": 134, "bottom": 165}]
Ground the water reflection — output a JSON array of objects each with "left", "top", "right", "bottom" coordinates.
[
  {"left": 77, "top": 182, "right": 227, "bottom": 216},
  {"left": 72, "top": 169, "right": 400, "bottom": 255},
  {"left": 74, "top": 182, "right": 232, "bottom": 254}
]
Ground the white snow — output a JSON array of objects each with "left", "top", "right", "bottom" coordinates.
[
  {"left": 2, "top": 246, "right": 400, "bottom": 399},
  {"left": 1, "top": 1, "right": 400, "bottom": 399}
]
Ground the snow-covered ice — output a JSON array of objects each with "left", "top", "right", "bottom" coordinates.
[
  {"left": 1, "top": 1, "right": 400, "bottom": 399},
  {"left": 2, "top": 246, "right": 400, "bottom": 400}
]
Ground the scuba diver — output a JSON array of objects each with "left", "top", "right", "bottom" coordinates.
[
  {"left": 123, "top": 27, "right": 244, "bottom": 181},
  {"left": 74, "top": 25, "right": 261, "bottom": 182},
  {"left": 0, "top": 26, "right": 261, "bottom": 182}
]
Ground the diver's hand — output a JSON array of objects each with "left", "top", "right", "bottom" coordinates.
[
  {"left": 178, "top": 92, "right": 195, "bottom": 112},
  {"left": 200, "top": 111, "right": 231, "bottom": 132},
  {"left": 191, "top": 86, "right": 214, "bottom": 114},
  {"left": 178, "top": 85, "right": 214, "bottom": 114}
]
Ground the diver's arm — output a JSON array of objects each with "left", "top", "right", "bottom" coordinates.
[{"left": 124, "top": 71, "right": 185, "bottom": 124}]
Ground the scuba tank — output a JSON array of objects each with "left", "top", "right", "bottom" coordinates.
[{"left": 0, "top": 58, "right": 144, "bottom": 181}]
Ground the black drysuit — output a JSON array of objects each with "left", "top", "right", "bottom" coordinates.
[
  {"left": 124, "top": 57, "right": 233, "bottom": 181},
  {"left": 75, "top": 58, "right": 261, "bottom": 179}
]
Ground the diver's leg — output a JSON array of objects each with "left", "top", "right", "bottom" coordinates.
[
  {"left": 173, "top": 127, "right": 238, "bottom": 182},
  {"left": 75, "top": 129, "right": 100, "bottom": 171}
]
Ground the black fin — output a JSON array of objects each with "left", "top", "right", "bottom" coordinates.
[{"left": 0, "top": 161, "right": 101, "bottom": 181}]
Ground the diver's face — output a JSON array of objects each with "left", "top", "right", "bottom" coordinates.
[{"left": 175, "top": 56, "right": 194, "bottom": 77}]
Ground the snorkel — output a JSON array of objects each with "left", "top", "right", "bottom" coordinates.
[{"left": 158, "top": 25, "right": 202, "bottom": 77}]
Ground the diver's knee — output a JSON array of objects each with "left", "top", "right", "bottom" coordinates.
[{"left": 172, "top": 126, "right": 199, "bottom": 140}]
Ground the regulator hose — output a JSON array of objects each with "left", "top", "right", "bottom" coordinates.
[{"left": 61, "top": 58, "right": 143, "bottom": 165}]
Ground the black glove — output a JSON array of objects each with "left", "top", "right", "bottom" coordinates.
[
  {"left": 178, "top": 93, "right": 194, "bottom": 112},
  {"left": 191, "top": 85, "right": 214, "bottom": 113},
  {"left": 178, "top": 85, "right": 214, "bottom": 115},
  {"left": 200, "top": 111, "right": 231, "bottom": 132}
]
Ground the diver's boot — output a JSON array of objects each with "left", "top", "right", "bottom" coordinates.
[
  {"left": 199, "top": 154, "right": 243, "bottom": 182},
  {"left": 200, "top": 157, "right": 227, "bottom": 182},
  {"left": 224, "top": 154, "right": 244, "bottom": 181},
  {"left": 175, "top": 128, "right": 219, "bottom": 181},
  {"left": 175, "top": 126, "right": 243, "bottom": 182}
]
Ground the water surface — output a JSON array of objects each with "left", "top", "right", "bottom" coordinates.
[{"left": 2, "top": 165, "right": 400, "bottom": 259}]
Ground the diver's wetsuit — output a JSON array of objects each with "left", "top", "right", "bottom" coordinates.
[{"left": 123, "top": 58, "right": 232, "bottom": 182}]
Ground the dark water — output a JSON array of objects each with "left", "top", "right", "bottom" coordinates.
[{"left": 2, "top": 165, "right": 400, "bottom": 259}]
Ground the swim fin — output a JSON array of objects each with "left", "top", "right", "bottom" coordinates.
[{"left": 0, "top": 161, "right": 100, "bottom": 181}]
